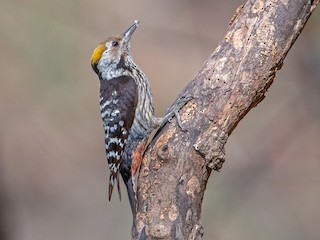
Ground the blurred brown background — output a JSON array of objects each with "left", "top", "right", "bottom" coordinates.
[{"left": 1, "top": 0, "right": 319, "bottom": 239}]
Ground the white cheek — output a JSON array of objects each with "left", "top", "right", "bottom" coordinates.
[
  {"left": 103, "top": 50, "right": 120, "bottom": 63},
  {"left": 97, "top": 54, "right": 110, "bottom": 72},
  {"left": 97, "top": 47, "right": 130, "bottom": 80},
  {"left": 102, "top": 51, "right": 112, "bottom": 62}
]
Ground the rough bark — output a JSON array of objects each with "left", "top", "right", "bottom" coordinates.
[{"left": 132, "top": 0, "right": 319, "bottom": 239}]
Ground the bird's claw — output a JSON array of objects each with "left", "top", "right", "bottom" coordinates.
[{"left": 162, "top": 96, "right": 193, "bottom": 131}]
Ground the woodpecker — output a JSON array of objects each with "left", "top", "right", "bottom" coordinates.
[{"left": 90, "top": 21, "right": 162, "bottom": 212}]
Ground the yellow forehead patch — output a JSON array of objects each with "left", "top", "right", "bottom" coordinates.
[{"left": 91, "top": 43, "right": 106, "bottom": 65}]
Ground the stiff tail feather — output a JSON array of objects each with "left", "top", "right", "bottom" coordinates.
[{"left": 108, "top": 172, "right": 121, "bottom": 201}]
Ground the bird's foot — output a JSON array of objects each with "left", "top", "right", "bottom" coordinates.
[{"left": 162, "top": 96, "right": 193, "bottom": 131}]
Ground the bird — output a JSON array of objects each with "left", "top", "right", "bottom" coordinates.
[{"left": 90, "top": 20, "right": 162, "bottom": 213}]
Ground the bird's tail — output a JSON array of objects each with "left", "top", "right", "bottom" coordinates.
[
  {"left": 109, "top": 171, "right": 121, "bottom": 201},
  {"left": 124, "top": 177, "right": 137, "bottom": 216}
]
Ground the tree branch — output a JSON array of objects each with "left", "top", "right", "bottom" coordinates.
[{"left": 132, "top": 0, "right": 319, "bottom": 239}]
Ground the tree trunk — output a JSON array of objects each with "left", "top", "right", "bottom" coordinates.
[{"left": 132, "top": 0, "right": 319, "bottom": 239}]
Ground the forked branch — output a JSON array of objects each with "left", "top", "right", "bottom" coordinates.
[{"left": 132, "top": 0, "right": 319, "bottom": 239}]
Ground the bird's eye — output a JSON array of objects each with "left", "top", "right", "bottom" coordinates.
[{"left": 112, "top": 41, "right": 119, "bottom": 47}]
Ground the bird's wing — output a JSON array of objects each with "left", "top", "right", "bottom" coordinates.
[{"left": 99, "top": 75, "right": 138, "bottom": 201}]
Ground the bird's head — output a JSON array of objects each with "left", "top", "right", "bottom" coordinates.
[{"left": 91, "top": 20, "right": 140, "bottom": 76}]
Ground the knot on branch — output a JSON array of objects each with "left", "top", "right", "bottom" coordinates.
[
  {"left": 193, "top": 126, "right": 228, "bottom": 171},
  {"left": 150, "top": 224, "right": 170, "bottom": 239},
  {"left": 189, "top": 224, "right": 204, "bottom": 240},
  {"left": 157, "top": 144, "right": 171, "bottom": 161}
]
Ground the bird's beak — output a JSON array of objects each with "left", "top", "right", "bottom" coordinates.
[{"left": 123, "top": 20, "right": 140, "bottom": 45}]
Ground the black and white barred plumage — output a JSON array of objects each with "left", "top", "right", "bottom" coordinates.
[{"left": 91, "top": 21, "right": 161, "bottom": 212}]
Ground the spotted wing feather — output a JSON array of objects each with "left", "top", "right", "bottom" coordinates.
[{"left": 99, "top": 75, "right": 138, "bottom": 201}]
